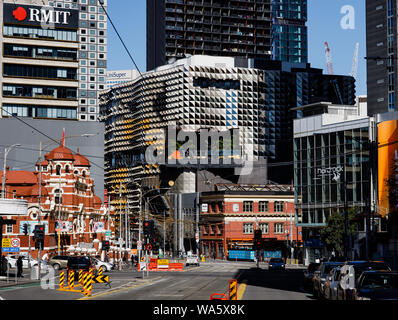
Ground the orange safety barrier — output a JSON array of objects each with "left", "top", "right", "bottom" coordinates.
[
  {"left": 210, "top": 293, "right": 228, "bottom": 300},
  {"left": 149, "top": 258, "right": 158, "bottom": 270},
  {"left": 169, "top": 263, "right": 183, "bottom": 271}
]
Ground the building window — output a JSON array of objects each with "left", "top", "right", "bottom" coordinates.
[
  {"left": 243, "top": 201, "right": 253, "bottom": 212},
  {"left": 6, "top": 224, "right": 13, "bottom": 234},
  {"left": 274, "top": 201, "right": 285, "bottom": 212},
  {"left": 56, "top": 165, "right": 61, "bottom": 176},
  {"left": 274, "top": 223, "right": 284, "bottom": 234},
  {"left": 243, "top": 223, "right": 253, "bottom": 234},
  {"left": 259, "top": 201, "right": 269, "bottom": 212},
  {"left": 259, "top": 223, "right": 269, "bottom": 234}
]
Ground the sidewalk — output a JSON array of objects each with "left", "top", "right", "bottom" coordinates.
[{"left": 0, "top": 274, "right": 40, "bottom": 288}]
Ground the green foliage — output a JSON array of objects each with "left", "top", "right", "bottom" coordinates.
[{"left": 320, "top": 207, "right": 361, "bottom": 256}]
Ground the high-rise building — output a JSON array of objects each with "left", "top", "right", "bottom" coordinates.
[
  {"left": 366, "top": 0, "right": 395, "bottom": 115},
  {"left": 271, "top": 0, "right": 308, "bottom": 63},
  {"left": 0, "top": 0, "right": 107, "bottom": 122},
  {"left": 99, "top": 55, "right": 356, "bottom": 211},
  {"left": 146, "top": 0, "right": 273, "bottom": 71}
]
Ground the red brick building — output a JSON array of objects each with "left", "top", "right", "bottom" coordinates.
[
  {"left": 200, "top": 184, "right": 302, "bottom": 261},
  {"left": 0, "top": 143, "right": 115, "bottom": 260}
]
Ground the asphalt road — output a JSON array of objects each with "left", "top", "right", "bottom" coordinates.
[{"left": 0, "top": 261, "right": 312, "bottom": 301}]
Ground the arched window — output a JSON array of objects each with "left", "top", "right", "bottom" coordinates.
[
  {"left": 56, "top": 165, "right": 61, "bottom": 176},
  {"left": 65, "top": 165, "right": 70, "bottom": 173},
  {"left": 54, "top": 189, "right": 62, "bottom": 204},
  {"left": 82, "top": 171, "right": 86, "bottom": 178}
]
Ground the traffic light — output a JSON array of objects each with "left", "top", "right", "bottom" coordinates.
[
  {"left": 143, "top": 220, "right": 154, "bottom": 237},
  {"left": 22, "top": 223, "right": 28, "bottom": 236},
  {"left": 253, "top": 229, "right": 263, "bottom": 250},
  {"left": 33, "top": 225, "right": 45, "bottom": 250},
  {"left": 102, "top": 240, "right": 110, "bottom": 251},
  {"left": 33, "top": 225, "right": 45, "bottom": 240}
]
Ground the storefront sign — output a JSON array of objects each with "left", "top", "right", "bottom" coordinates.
[
  {"left": 316, "top": 166, "right": 344, "bottom": 181},
  {"left": 3, "top": 3, "right": 78, "bottom": 29}
]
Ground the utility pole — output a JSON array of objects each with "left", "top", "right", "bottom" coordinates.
[
  {"left": 38, "top": 142, "right": 42, "bottom": 281},
  {"left": 119, "top": 181, "right": 122, "bottom": 270}
]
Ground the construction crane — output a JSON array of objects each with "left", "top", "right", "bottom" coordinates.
[
  {"left": 325, "top": 41, "right": 334, "bottom": 75},
  {"left": 350, "top": 42, "right": 359, "bottom": 79}
]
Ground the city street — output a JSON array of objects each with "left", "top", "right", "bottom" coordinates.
[{"left": 0, "top": 261, "right": 310, "bottom": 301}]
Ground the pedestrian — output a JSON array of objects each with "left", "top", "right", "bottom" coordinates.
[{"left": 17, "top": 256, "right": 23, "bottom": 278}]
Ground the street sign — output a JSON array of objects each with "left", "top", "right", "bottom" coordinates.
[
  {"left": 105, "top": 231, "right": 111, "bottom": 237},
  {"left": 11, "top": 238, "right": 20, "bottom": 248},
  {"left": 2, "top": 238, "right": 11, "bottom": 248},
  {"left": 2, "top": 238, "right": 20, "bottom": 253},
  {"left": 139, "top": 263, "right": 147, "bottom": 271},
  {"left": 137, "top": 241, "right": 142, "bottom": 250},
  {"left": 146, "top": 244, "right": 152, "bottom": 251},
  {"left": 195, "top": 232, "right": 199, "bottom": 243}
]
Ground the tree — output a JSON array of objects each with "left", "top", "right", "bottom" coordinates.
[{"left": 320, "top": 208, "right": 360, "bottom": 257}]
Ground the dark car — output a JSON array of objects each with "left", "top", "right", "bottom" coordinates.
[
  {"left": 312, "top": 261, "right": 344, "bottom": 299},
  {"left": 268, "top": 258, "right": 285, "bottom": 271},
  {"left": 337, "top": 261, "right": 391, "bottom": 301},
  {"left": 303, "top": 262, "right": 320, "bottom": 292},
  {"left": 67, "top": 256, "right": 96, "bottom": 276},
  {"left": 354, "top": 271, "right": 398, "bottom": 300}
]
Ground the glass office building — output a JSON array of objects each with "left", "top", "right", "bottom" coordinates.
[
  {"left": 294, "top": 102, "right": 374, "bottom": 229},
  {"left": 272, "top": 0, "right": 308, "bottom": 63}
]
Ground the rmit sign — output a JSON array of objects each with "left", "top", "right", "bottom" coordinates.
[{"left": 3, "top": 3, "right": 78, "bottom": 29}]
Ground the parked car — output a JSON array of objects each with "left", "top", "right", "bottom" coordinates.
[
  {"left": 312, "top": 261, "right": 344, "bottom": 299},
  {"left": 303, "top": 262, "right": 320, "bottom": 292},
  {"left": 268, "top": 258, "right": 285, "bottom": 271},
  {"left": 336, "top": 261, "right": 391, "bottom": 301},
  {"left": 67, "top": 256, "right": 96, "bottom": 277},
  {"left": 6, "top": 255, "right": 38, "bottom": 269},
  {"left": 354, "top": 271, "right": 398, "bottom": 300},
  {"left": 186, "top": 254, "right": 200, "bottom": 266},
  {"left": 323, "top": 267, "right": 342, "bottom": 300},
  {"left": 93, "top": 258, "right": 113, "bottom": 272},
  {"left": 49, "top": 256, "right": 69, "bottom": 270}
]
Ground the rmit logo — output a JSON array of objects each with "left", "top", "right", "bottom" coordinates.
[
  {"left": 12, "top": 6, "right": 71, "bottom": 25},
  {"left": 13, "top": 7, "right": 27, "bottom": 21}
]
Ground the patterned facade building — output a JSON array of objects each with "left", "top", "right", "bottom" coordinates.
[
  {"left": 99, "top": 55, "right": 356, "bottom": 220},
  {"left": 0, "top": 142, "right": 114, "bottom": 259}
]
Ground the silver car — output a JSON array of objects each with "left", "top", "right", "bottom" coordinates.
[{"left": 324, "top": 267, "right": 341, "bottom": 300}]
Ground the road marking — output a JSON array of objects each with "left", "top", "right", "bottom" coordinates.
[
  {"left": 0, "top": 296, "right": 5, "bottom": 300},
  {"left": 237, "top": 280, "right": 247, "bottom": 300},
  {"left": 77, "top": 277, "right": 164, "bottom": 300}
]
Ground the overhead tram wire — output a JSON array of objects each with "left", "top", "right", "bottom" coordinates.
[{"left": 0, "top": 107, "right": 105, "bottom": 172}]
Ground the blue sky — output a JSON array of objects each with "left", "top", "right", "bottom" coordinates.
[{"left": 107, "top": 0, "right": 366, "bottom": 95}]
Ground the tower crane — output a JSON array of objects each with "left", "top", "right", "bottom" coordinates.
[
  {"left": 350, "top": 42, "right": 359, "bottom": 79},
  {"left": 325, "top": 42, "right": 334, "bottom": 75}
]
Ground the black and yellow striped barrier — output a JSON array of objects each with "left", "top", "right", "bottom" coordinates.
[
  {"left": 229, "top": 279, "right": 238, "bottom": 300},
  {"left": 98, "top": 266, "right": 104, "bottom": 276},
  {"left": 83, "top": 269, "right": 93, "bottom": 296},
  {"left": 58, "top": 271, "right": 65, "bottom": 291}
]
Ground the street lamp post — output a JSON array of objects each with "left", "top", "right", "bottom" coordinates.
[{"left": 2, "top": 144, "right": 21, "bottom": 198}]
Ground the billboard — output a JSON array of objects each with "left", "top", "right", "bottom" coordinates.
[
  {"left": 3, "top": 3, "right": 79, "bottom": 29},
  {"left": 378, "top": 120, "right": 398, "bottom": 217}
]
